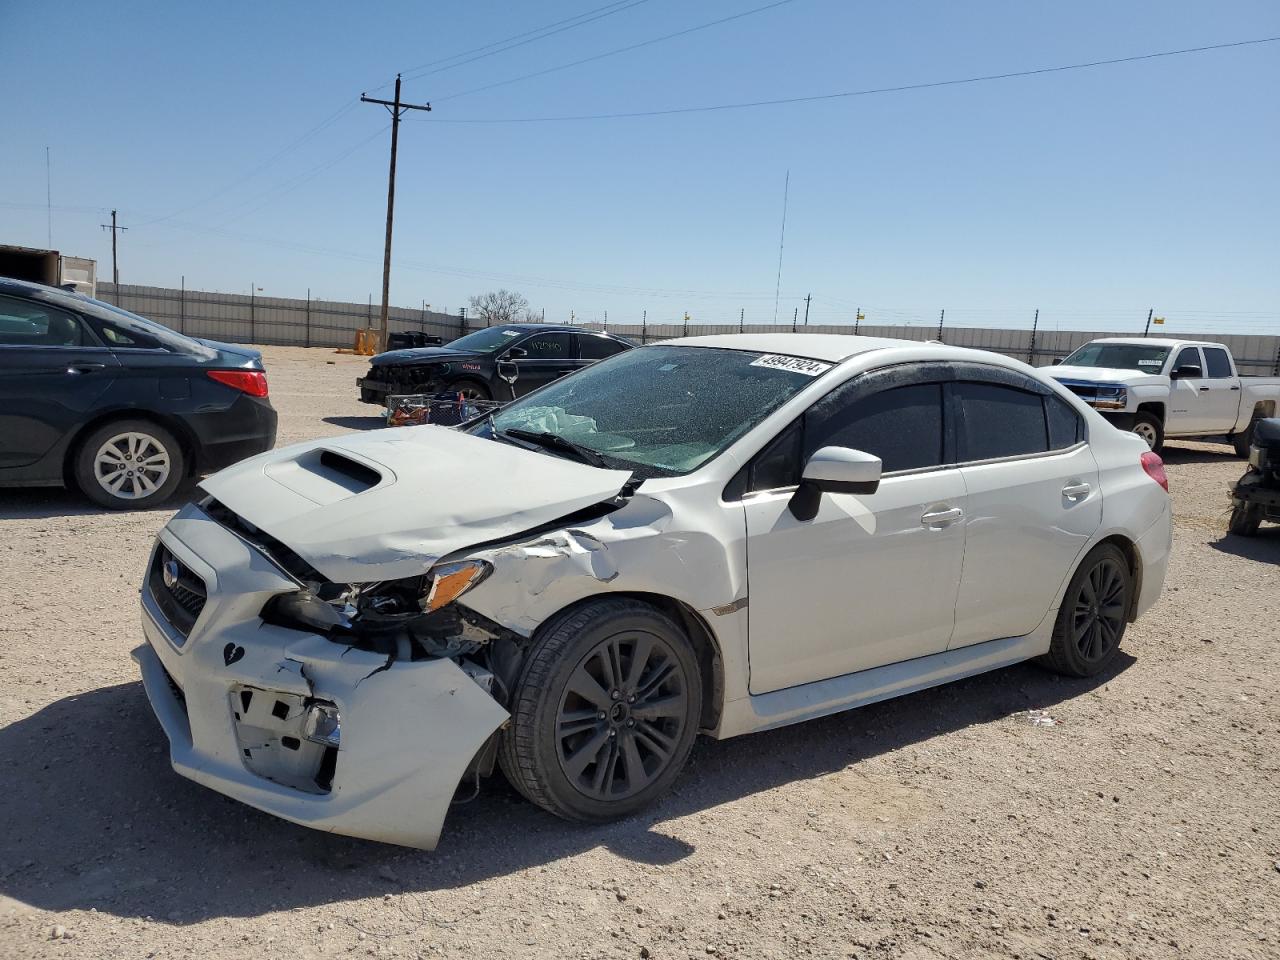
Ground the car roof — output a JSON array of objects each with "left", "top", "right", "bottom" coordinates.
[
  {"left": 1084, "top": 337, "right": 1218, "bottom": 349},
  {"left": 660, "top": 332, "right": 928, "bottom": 363},
  {"left": 501, "top": 323, "right": 617, "bottom": 335}
]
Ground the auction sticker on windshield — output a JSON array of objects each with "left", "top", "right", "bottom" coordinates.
[{"left": 750, "top": 354, "right": 833, "bottom": 376}]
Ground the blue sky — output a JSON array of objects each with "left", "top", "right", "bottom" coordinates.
[{"left": 2, "top": 0, "right": 1277, "bottom": 333}]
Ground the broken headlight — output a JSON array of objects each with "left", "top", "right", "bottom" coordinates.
[
  {"left": 420, "top": 560, "right": 491, "bottom": 613},
  {"left": 260, "top": 560, "right": 494, "bottom": 659}
]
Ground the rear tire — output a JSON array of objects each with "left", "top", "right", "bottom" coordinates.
[
  {"left": 73, "top": 419, "right": 185, "bottom": 509},
  {"left": 1041, "top": 543, "right": 1132, "bottom": 678},
  {"left": 499, "top": 598, "right": 702, "bottom": 823},
  {"left": 1232, "top": 422, "right": 1256, "bottom": 459},
  {"left": 1131, "top": 412, "right": 1164, "bottom": 453},
  {"left": 1228, "top": 501, "right": 1263, "bottom": 537}
]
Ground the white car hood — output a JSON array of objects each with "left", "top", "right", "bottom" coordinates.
[
  {"left": 1048, "top": 365, "right": 1165, "bottom": 387},
  {"left": 199, "top": 425, "right": 634, "bottom": 583}
]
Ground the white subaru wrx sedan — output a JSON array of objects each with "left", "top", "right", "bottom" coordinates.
[{"left": 135, "top": 334, "right": 1171, "bottom": 848}]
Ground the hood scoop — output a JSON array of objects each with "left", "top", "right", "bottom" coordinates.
[
  {"left": 262, "top": 448, "right": 389, "bottom": 505},
  {"left": 200, "top": 425, "right": 633, "bottom": 582}
]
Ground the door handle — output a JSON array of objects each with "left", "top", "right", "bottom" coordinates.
[
  {"left": 67, "top": 363, "right": 106, "bottom": 374},
  {"left": 1198, "top": 386, "right": 1210, "bottom": 392},
  {"left": 1061, "top": 480, "right": 1092, "bottom": 501},
  {"left": 920, "top": 506, "right": 963, "bottom": 528},
  {"left": 1229, "top": 386, "right": 1240, "bottom": 391}
]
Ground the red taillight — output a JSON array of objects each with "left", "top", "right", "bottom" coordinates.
[
  {"left": 207, "top": 369, "right": 268, "bottom": 398},
  {"left": 1140, "top": 451, "right": 1169, "bottom": 492}
]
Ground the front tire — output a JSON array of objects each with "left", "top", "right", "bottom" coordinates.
[
  {"left": 73, "top": 419, "right": 185, "bottom": 509},
  {"left": 499, "top": 598, "right": 702, "bottom": 823},
  {"left": 1041, "top": 543, "right": 1132, "bottom": 678},
  {"left": 1131, "top": 412, "right": 1164, "bottom": 453},
  {"left": 445, "top": 378, "right": 491, "bottom": 402}
]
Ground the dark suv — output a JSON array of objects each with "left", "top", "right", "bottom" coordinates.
[
  {"left": 357, "top": 324, "right": 632, "bottom": 407},
  {"left": 0, "top": 278, "right": 277, "bottom": 509}
]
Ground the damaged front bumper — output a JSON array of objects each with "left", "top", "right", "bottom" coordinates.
[{"left": 134, "top": 504, "right": 509, "bottom": 850}]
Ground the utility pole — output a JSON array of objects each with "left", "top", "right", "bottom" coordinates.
[
  {"left": 100, "top": 210, "right": 127, "bottom": 289},
  {"left": 855, "top": 308, "right": 863, "bottom": 334},
  {"left": 803, "top": 293, "right": 811, "bottom": 327},
  {"left": 936, "top": 309, "right": 945, "bottom": 341},
  {"left": 1028, "top": 308, "right": 1040, "bottom": 363},
  {"left": 361, "top": 74, "right": 431, "bottom": 351},
  {"left": 1143, "top": 308, "right": 1154, "bottom": 337},
  {"left": 739, "top": 307, "right": 744, "bottom": 333},
  {"left": 792, "top": 307, "right": 798, "bottom": 333}
]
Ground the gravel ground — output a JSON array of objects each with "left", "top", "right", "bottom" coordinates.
[{"left": 1, "top": 345, "right": 1278, "bottom": 960}]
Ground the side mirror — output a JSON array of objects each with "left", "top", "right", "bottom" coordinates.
[
  {"left": 788, "top": 446, "right": 882, "bottom": 521},
  {"left": 1051, "top": 358, "right": 1064, "bottom": 366},
  {"left": 1171, "top": 363, "right": 1202, "bottom": 380},
  {"left": 505, "top": 346, "right": 528, "bottom": 360}
]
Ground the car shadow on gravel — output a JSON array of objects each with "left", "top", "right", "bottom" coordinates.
[
  {"left": 0, "top": 656, "right": 1130, "bottom": 923},
  {"left": 322, "top": 415, "right": 387, "bottom": 431},
  {"left": 0, "top": 481, "right": 203, "bottom": 521},
  {"left": 1210, "top": 528, "right": 1280, "bottom": 561},
  {"left": 1158, "top": 443, "right": 1241, "bottom": 465}
]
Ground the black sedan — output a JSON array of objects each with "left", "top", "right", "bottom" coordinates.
[
  {"left": 0, "top": 277, "right": 277, "bottom": 509},
  {"left": 357, "top": 323, "right": 632, "bottom": 406}
]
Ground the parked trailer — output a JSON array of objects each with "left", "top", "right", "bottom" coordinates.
[{"left": 0, "top": 244, "right": 97, "bottom": 296}]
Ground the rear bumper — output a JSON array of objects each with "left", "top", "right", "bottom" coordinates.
[
  {"left": 183, "top": 395, "right": 278, "bottom": 473},
  {"left": 1134, "top": 500, "right": 1173, "bottom": 620},
  {"left": 135, "top": 504, "right": 508, "bottom": 849}
]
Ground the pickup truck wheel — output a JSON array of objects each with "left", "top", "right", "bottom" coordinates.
[
  {"left": 1228, "top": 501, "right": 1263, "bottom": 537},
  {"left": 499, "top": 598, "right": 702, "bottom": 823},
  {"left": 1131, "top": 412, "right": 1163, "bottom": 453},
  {"left": 1232, "top": 422, "right": 1255, "bottom": 459},
  {"left": 1040, "top": 543, "right": 1131, "bottom": 678},
  {"left": 73, "top": 419, "right": 185, "bottom": 510}
]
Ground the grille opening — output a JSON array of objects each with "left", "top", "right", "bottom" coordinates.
[{"left": 148, "top": 546, "right": 207, "bottom": 637}]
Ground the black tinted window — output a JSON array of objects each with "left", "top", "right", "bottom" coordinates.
[
  {"left": 807, "top": 383, "right": 945, "bottom": 473},
  {"left": 957, "top": 382, "right": 1048, "bottom": 460},
  {"left": 520, "top": 332, "right": 571, "bottom": 359},
  {"left": 1046, "top": 393, "right": 1083, "bottom": 450},
  {"left": 0, "top": 295, "right": 86, "bottom": 347},
  {"left": 1203, "top": 348, "right": 1232, "bottom": 379},
  {"left": 1172, "top": 347, "right": 1202, "bottom": 375},
  {"left": 578, "top": 335, "right": 627, "bottom": 360}
]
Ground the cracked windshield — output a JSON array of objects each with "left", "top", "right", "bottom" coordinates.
[{"left": 475, "top": 345, "right": 828, "bottom": 477}]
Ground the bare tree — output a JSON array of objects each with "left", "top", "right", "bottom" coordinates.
[{"left": 468, "top": 290, "right": 530, "bottom": 326}]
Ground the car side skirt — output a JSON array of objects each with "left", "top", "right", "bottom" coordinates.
[{"left": 714, "top": 628, "right": 1052, "bottom": 740}]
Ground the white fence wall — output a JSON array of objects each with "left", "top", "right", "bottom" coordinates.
[
  {"left": 581, "top": 322, "right": 1280, "bottom": 374},
  {"left": 96, "top": 283, "right": 1280, "bottom": 374},
  {"left": 98, "top": 282, "right": 467, "bottom": 348}
]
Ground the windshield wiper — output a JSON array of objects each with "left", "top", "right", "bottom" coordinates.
[{"left": 500, "top": 428, "right": 609, "bottom": 468}]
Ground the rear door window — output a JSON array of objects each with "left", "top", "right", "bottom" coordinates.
[
  {"left": 577, "top": 334, "right": 628, "bottom": 360},
  {"left": 1202, "top": 348, "right": 1233, "bottom": 379},
  {"left": 1045, "top": 393, "right": 1084, "bottom": 449},
  {"left": 955, "top": 382, "right": 1049, "bottom": 461}
]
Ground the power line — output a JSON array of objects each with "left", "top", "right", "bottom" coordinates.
[
  {"left": 418, "top": 34, "right": 1280, "bottom": 122},
  {"left": 130, "top": 100, "right": 362, "bottom": 227},
  {"left": 207, "top": 124, "right": 389, "bottom": 228},
  {"left": 429, "top": 0, "right": 800, "bottom": 103},
  {"left": 381, "top": 0, "right": 656, "bottom": 89}
]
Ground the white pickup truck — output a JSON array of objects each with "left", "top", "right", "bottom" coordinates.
[{"left": 1045, "top": 338, "right": 1280, "bottom": 456}]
